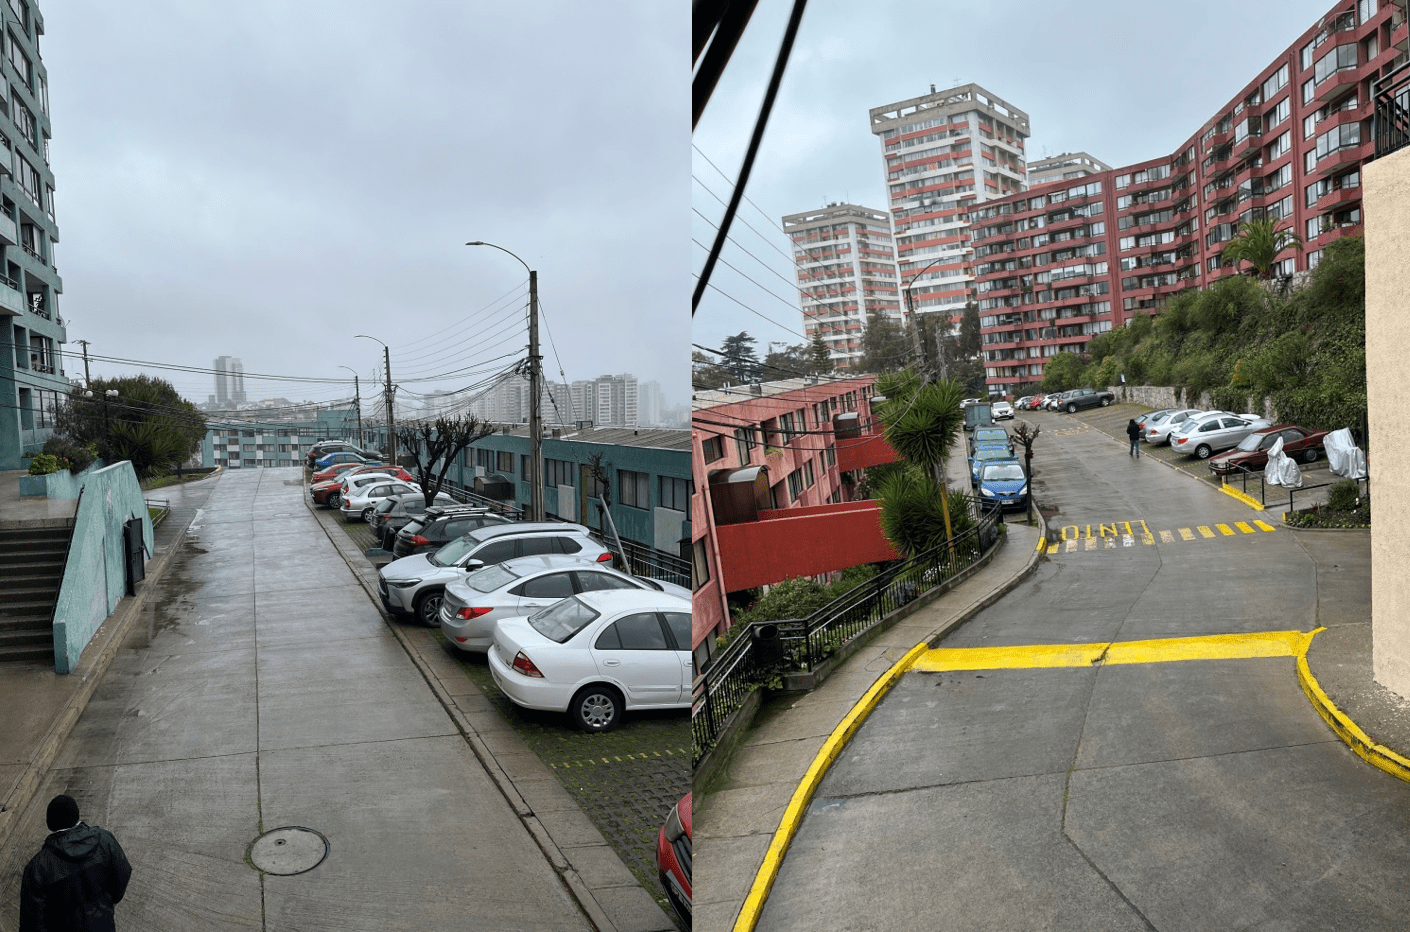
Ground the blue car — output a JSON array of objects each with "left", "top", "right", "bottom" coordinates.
[
  {"left": 977, "top": 460, "right": 1028, "bottom": 510},
  {"left": 314, "top": 451, "right": 381, "bottom": 469},
  {"left": 968, "top": 448, "right": 1016, "bottom": 485}
]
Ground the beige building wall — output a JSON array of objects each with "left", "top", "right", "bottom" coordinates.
[{"left": 1366, "top": 144, "right": 1410, "bottom": 698}]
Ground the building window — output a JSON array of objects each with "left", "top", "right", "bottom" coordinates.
[
  {"left": 702, "top": 435, "right": 724, "bottom": 462},
  {"left": 5, "top": 30, "right": 30, "bottom": 87},
  {"left": 659, "top": 476, "right": 689, "bottom": 512},
  {"left": 619, "top": 469, "right": 650, "bottom": 509},
  {"left": 692, "top": 538, "right": 710, "bottom": 592},
  {"left": 496, "top": 450, "right": 514, "bottom": 473},
  {"left": 732, "top": 427, "right": 753, "bottom": 464},
  {"left": 787, "top": 469, "right": 804, "bottom": 501},
  {"left": 546, "top": 458, "right": 574, "bottom": 488},
  {"left": 1302, "top": 78, "right": 1315, "bottom": 104}
]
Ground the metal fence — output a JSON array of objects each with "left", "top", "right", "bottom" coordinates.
[
  {"left": 692, "top": 499, "right": 1001, "bottom": 765},
  {"left": 1373, "top": 60, "right": 1410, "bottom": 160},
  {"left": 1225, "top": 462, "right": 1369, "bottom": 515}
]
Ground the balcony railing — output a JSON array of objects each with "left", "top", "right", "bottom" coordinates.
[{"left": 1372, "top": 61, "right": 1410, "bottom": 159}]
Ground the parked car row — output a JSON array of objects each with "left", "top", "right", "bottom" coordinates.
[
  {"left": 305, "top": 439, "right": 385, "bottom": 469},
  {"left": 964, "top": 424, "right": 1028, "bottom": 512}
]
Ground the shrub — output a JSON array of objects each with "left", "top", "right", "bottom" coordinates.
[
  {"left": 26, "top": 453, "right": 63, "bottom": 476},
  {"left": 41, "top": 437, "right": 98, "bottom": 474},
  {"left": 1327, "top": 480, "right": 1360, "bottom": 513}
]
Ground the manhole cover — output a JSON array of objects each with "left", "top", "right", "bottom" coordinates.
[{"left": 248, "top": 827, "right": 328, "bottom": 875}]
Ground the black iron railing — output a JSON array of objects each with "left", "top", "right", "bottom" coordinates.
[
  {"left": 1372, "top": 61, "right": 1410, "bottom": 159},
  {"left": 1225, "top": 461, "right": 1369, "bottom": 514},
  {"left": 692, "top": 499, "right": 1001, "bottom": 765}
]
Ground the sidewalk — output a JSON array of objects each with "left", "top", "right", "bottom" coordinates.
[
  {"left": 694, "top": 428, "right": 1392, "bottom": 932},
  {"left": 0, "top": 468, "right": 672, "bottom": 932}
]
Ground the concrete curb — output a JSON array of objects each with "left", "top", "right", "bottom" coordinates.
[
  {"left": 304, "top": 493, "right": 666, "bottom": 932},
  {"left": 728, "top": 516, "right": 1047, "bottom": 932},
  {"left": 1296, "top": 627, "right": 1410, "bottom": 783},
  {"left": 0, "top": 492, "right": 199, "bottom": 857}
]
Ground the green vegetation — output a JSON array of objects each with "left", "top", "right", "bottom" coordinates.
[
  {"left": 53, "top": 374, "right": 207, "bottom": 480},
  {"left": 1039, "top": 236, "right": 1366, "bottom": 436},
  {"left": 726, "top": 564, "right": 879, "bottom": 633},
  {"left": 1221, "top": 218, "right": 1302, "bottom": 280},
  {"left": 1285, "top": 480, "right": 1370, "bottom": 529}
]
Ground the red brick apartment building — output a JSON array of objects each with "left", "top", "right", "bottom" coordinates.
[
  {"left": 690, "top": 377, "right": 902, "bottom": 667},
  {"left": 971, "top": 0, "right": 1406, "bottom": 397}
]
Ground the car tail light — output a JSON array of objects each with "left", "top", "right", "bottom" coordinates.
[
  {"left": 512, "top": 652, "right": 544, "bottom": 677},
  {"left": 1175, "top": 437, "right": 1187, "bottom": 445},
  {"left": 410, "top": 535, "right": 430, "bottom": 546},
  {"left": 596, "top": 552, "right": 613, "bottom": 563},
  {"left": 456, "top": 606, "right": 492, "bottom": 620}
]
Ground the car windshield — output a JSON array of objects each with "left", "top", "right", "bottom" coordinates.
[
  {"left": 528, "top": 597, "right": 600, "bottom": 643},
  {"left": 1236, "top": 433, "right": 1267, "bottom": 452},
  {"left": 975, "top": 449, "right": 1009, "bottom": 461},
  {"left": 429, "top": 532, "right": 486, "bottom": 567},
  {"left": 975, "top": 430, "right": 1006, "bottom": 441},
  {"left": 465, "top": 563, "right": 520, "bottom": 593},
  {"left": 984, "top": 464, "right": 1025, "bottom": 482}
]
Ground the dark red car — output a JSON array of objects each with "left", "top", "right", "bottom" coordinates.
[
  {"left": 309, "top": 461, "right": 363, "bottom": 485},
  {"left": 1208, "top": 424, "right": 1329, "bottom": 475},
  {"left": 657, "top": 792, "right": 691, "bottom": 924}
]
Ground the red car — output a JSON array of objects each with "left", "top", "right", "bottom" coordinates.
[
  {"left": 1207, "top": 424, "right": 1329, "bottom": 475},
  {"left": 309, "top": 461, "right": 363, "bottom": 485},
  {"left": 657, "top": 792, "right": 691, "bottom": 924}
]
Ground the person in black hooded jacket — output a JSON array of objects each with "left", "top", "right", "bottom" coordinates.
[{"left": 19, "top": 795, "right": 131, "bottom": 932}]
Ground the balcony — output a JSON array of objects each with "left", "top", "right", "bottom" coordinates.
[
  {"left": 0, "top": 212, "right": 15, "bottom": 247},
  {"left": 0, "top": 276, "right": 22, "bottom": 316},
  {"left": 1316, "top": 69, "right": 1361, "bottom": 102},
  {"left": 1316, "top": 184, "right": 1362, "bottom": 211},
  {"left": 834, "top": 425, "right": 900, "bottom": 473},
  {"left": 1314, "top": 143, "right": 1369, "bottom": 177},
  {"left": 714, "top": 500, "right": 901, "bottom": 591}
]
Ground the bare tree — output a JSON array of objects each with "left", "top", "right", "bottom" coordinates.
[
  {"left": 1011, "top": 421, "right": 1041, "bottom": 525},
  {"left": 396, "top": 415, "right": 498, "bottom": 508}
]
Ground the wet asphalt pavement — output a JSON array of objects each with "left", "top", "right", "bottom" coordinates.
[{"left": 0, "top": 468, "right": 590, "bottom": 931}]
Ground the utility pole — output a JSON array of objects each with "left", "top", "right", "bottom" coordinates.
[
  {"left": 382, "top": 345, "right": 396, "bottom": 465},
  {"left": 528, "top": 269, "right": 544, "bottom": 523},
  {"left": 76, "top": 339, "right": 91, "bottom": 385},
  {"left": 353, "top": 374, "right": 363, "bottom": 448}
]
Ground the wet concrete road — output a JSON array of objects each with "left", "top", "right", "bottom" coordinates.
[
  {"left": 0, "top": 469, "right": 589, "bottom": 931},
  {"left": 755, "top": 411, "right": 1410, "bottom": 931}
]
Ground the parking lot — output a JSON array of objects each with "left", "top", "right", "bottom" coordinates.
[{"left": 305, "top": 467, "right": 691, "bottom": 925}]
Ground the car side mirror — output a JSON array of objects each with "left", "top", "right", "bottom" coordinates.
[{"left": 462, "top": 559, "right": 484, "bottom": 571}]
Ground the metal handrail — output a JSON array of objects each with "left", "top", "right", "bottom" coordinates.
[
  {"left": 1372, "top": 60, "right": 1410, "bottom": 159},
  {"left": 693, "top": 499, "right": 1000, "bottom": 765}
]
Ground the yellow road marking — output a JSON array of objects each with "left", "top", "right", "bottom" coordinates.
[
  {"left": 1198, "top": 526, "right": 1216, "bottom": 538},
  {"left": 1084, "top": 537, "right": 1096, "bottom": 551},
  {"left": 1236, "top": 521, "right": 1255, "bottom": 534},
  {"left": 1065, "top": 539, "right": 1077, "bottom": 553},
  {"left": 1142, "top": 533, "right": 1155, "bottom": 545},
  {"left": 1160, "top": 529, "right": 1175, "bottom": 543},
  {"left": 1217, "top": 523, "right": 1236, "bottom": 536},
  {"left": 1036, "top": 538, "right": 1047, "bottom": 553},
  {"left": 1178, "top": 528, "right": 1194, "bottom": 541},
  {"left": 1255, "top": 519, "right": 1276, "bottom": 532},
  {"left": 914, "top": 630, "right": 1314, "bottom": 673}
]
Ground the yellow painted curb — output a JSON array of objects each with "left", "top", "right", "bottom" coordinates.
[
  {"left": 731, "top": 641, "right": 930, "bottom": 932},
  {"left": 1219, "top": 482, "right": 1265, "bottom": 511},
  {"left": 1296, "top": 628, "right": 1410, "bottom": 783},
  {"left": 913, "top": 630, "right": 1312, "bottom": 672}
]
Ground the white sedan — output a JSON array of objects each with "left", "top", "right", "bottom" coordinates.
[
  {"left": 339, "top": 479, "right": 420, "bottom": 522},
  {"left": 991, "top": 401, "right": 1014, "bottom": 420},
  {"left": 488, "top": 589, "right": 692, "bottom": 732}
]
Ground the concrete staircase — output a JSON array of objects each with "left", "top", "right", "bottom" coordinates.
[{"left": 0, "top": 523, "right": 71, "bottom": 664}]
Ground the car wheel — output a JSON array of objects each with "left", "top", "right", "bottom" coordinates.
[
  {"left": 361, "top": 507, "right": 375, "bottom": 522},
  {"left": 571, "top": 685, "right": 622, "bottom": 733},
  {"left": 1100, "top": 397, "right": 1111, "bottom": 406},
  {"left": 415, "top": 589, "right": 443, "bottom": 628},
  {"left": 1303, "top": 448, "right": 1319, "bottom": 464},
  {"left": 1195, "top": 443, "right": 1213, "bottom": 459},
  {"left": 1066, "top": 403, "right": 1077, "bottom": 413},
  {"left": 328, "top": 492, "right": 341, "bottom": 509}
]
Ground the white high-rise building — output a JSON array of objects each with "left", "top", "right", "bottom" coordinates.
[
  {"left": 781, "top": 203, "right": 900, "bottom": 370},
  {"left": 869, "top": 84, "right": 1031, "bottom": 330},
  {"left": 571, "top": 374, "right": 638, "bottom": 428}
]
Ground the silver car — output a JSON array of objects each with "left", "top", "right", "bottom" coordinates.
[
  {"left": 377, "top": 523, "right": 611, "bottom": 626},
  {"left": 1169, "top": 413, "right": 1272, "bottom": 459},
  {"left": 439, "top": 554, "right": 690, "bottom": 653},
  {"left": 1142, "top": 408, "right": 1208, "bottom": 445}
]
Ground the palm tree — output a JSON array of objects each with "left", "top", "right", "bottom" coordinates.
[
  {"left": 875, "top": 377, "right": 966, "bottom": 557},
  {"left": 1221, "top": 218, "right": 1301, "bottom": 280}
]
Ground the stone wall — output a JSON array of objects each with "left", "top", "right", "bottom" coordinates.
[{"left": 1111, "top": 384, "right": 1273, "bottom": 419}]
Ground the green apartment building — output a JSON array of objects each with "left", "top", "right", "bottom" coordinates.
[{"left": 0, "top": 0, "right": 66, "bottom": 471}]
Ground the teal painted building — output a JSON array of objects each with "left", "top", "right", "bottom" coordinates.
[
  {"left": 200, "top": 405, "right": 364, "bottom": 469},
  {"left": 450, "top": 426, "right": 691, "bottom": 556},
  {"left": 0, "top": 0, "right": 69, "bottom": 470}
]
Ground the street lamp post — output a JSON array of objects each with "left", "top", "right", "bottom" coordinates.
[
  {"left": 466, "top": 240, "right": 543, "bottom": 523},
  {"left": 337, "top": 365, "right": 363, "bottom": 448},
  {"left": 355, "top": 335, "right": 396, "bottom": 464},
  {"left": 903, "top": 257, "right": 957, "bottom": 379}
]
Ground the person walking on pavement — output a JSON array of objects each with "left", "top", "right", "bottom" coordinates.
[
  {"left": 1126, "top": 418, "right": 1142, "bottom": 458},
  {"left": 20, "top": 794, "right": 132, "bottom": 932}
]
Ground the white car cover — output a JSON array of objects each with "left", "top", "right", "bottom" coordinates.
[
  {"left": 1324, "top": 428, "right": 1368, "bottom": 479},
  {"left": 1264, "top": 436, "right": 1302, "bottom": 488}
]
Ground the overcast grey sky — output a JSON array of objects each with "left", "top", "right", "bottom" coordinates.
[
  {"left": 693, "top": 0, "right": 1339, "bottom": 358},
  {"left": 42, "top": 1, "right": 687, "bottom": 415}
]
